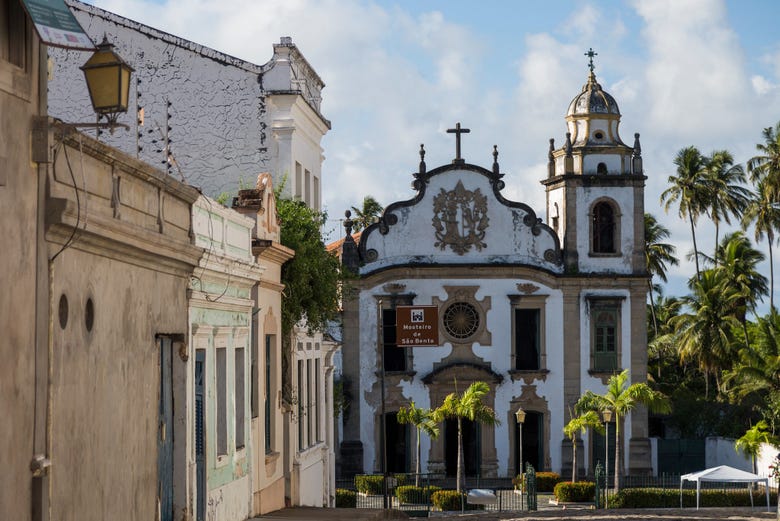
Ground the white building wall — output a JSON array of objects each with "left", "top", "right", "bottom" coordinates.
[
  {"left": 575, "top": 186, "right": 635, "bottom": 273},
  {"left": 358, "top": 277, "right": 568, "bottom": 476}
]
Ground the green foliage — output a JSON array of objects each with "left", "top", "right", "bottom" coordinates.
[
  {"left": 276, "top": 196, "right": 343, "bottom": 338},
  {"left": 350, "top": 195, "right": 384, "bottom": 232},
  {"left": 576, "top": 369, "right": 670, "bottom": 491},
  {"left": 353, "top": 474, "right": 406, "bottom": 494},
  {"left": 395, "top": 485, "right": 441, "bottom": 504},
  {"left": 335, "top": 488, "right": 357, "bottom": 508},
  {"left": 354, "top": 475, "right": 384, "bottom": 495},
  {"left": 536, "top": 472, "right": 563, "bottom": 492},
  {"left": 430, "top": 490, "right": 483, "bottom": 511},
  {"left": 610, "top": 487, "right": 777, "bottom": 509},
  {"left": 553, "top": 481, "right": 595, "bottom": 502},
  {"left": 397, "top": 401, "right": 439, "bottom": 486}
]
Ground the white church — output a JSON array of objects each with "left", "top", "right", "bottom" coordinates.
[{"left": 337, "top": 58, "right": 650, "bottom": 481}]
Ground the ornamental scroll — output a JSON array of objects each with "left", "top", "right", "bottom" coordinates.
[{"left": 432, "top": 180, "right": 489, "bottom": 255}]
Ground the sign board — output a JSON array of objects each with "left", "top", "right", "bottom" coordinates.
[
  {"left": 395, "top": 305, "right": 439, "bottom": 347},
  {"left": 21, "top": 0, "right": 95, "bottom": 50}
]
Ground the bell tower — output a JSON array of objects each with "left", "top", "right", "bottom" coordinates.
[{"left": 542, "top": 49, "right": 646, "bottom": 275}]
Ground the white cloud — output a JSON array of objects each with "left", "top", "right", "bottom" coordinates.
[{"left": 752, "top": 75, "right": 774, "bottom": 95}]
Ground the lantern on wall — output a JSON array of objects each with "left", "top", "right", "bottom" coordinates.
[{"left": 80, "top": 36, "right": 134, "bottom": 127}]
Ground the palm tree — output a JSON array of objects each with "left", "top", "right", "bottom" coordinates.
[
  {"left": 397, "top": 401, "right": 440, "bottom": 487},
  {"left": 661, "top": 146, "right": 708, "bottom": 280},
  {"left": 648, "top": 294, "right": 683, "bottom": 379},
  {"left": 575, "top": 369, "right": 670, "bottom": 492},
  {"left": 350, "top": 195, "right": 384, "bottom": 232},
  {"left": 742, "top": 179, "right": 780, "bottom": 312},
  {"left": 726, "top": 312, "right": 780, "bottom": 413},
  {"left": 702, "top": 150, "right": 750, "bottom": 259},
  {"left": 562, "top": 410, "right": 603, "bottom": 483},
  {"left": 711, "top": 232, "right": 768, "bottom": 347},
  {"left": 748, "top": 121, "right": 780, "bottom": 199},
  {"left": 433, "top": 381, "right": 499, "bottom": 493},
  {"left": 671, "top": 270, "right": 742, "bottom": 396},
  {"left": 735, "top": 421, "right": 777, "bottom": 475},
  {"left": 645, "top": 213, "right": 679, "bottom": 336}
]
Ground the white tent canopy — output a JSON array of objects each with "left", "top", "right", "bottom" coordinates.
[{"left": 680, "top": 465, "right": 770, "bottom": 511}]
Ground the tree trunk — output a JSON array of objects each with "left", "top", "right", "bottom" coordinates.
[
  {"left": 571, "top": 436, "right": 577, "bottom": 483},
  {"left": 769, "top": 234, "right": 775, "bottom": 313},
  {"left": 457, "top": 417, "right": 464, "bottom": 494},
  {"left": 415, "top": 427, "right": 421, "bottom": 487},
  {"left": 690, "top": 216, "right": 701, "bottom": 281},
  {"left": 648, "top": 280, "right": 658, "bottom": 338},
  {"left": 614, "top": 417, "right": 621, "bottom": 492}
]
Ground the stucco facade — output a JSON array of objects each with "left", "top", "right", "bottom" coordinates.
[
  {"left": 232, "top": 175, "right": 294, "bottom": 515},
  {"left": 48, "top": 0, "right": 330, "bottom": 209},
  {"left": 337, "top": 67, "right": 649, "bottom": 481},
  {"left": 0, "top": 2, "right": 45, "bottom": 519},
  {"left": 39, "top": 126, "right": 202, "bottom": 521},
  {"left": 190, "top": 196, "right": 264, "bottom": 521}
]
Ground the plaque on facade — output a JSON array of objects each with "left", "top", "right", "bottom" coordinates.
[{"left": 396, "top": 305, "right": 439, "bottom": 347}]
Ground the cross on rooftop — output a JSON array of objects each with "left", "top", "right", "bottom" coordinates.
[
  {"left": 447, "top": 122, "right": 470, "bottom": 164},
  {"left": 585, "top": 47, "right": 598, "bottom": 72}
]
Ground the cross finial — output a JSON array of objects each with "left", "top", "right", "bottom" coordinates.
[
  {"left": 585, "top": 47, "right": 598, "bottom": 72},
  {"left": 446, "top": 122, "right": 470, "bottom": 164}
]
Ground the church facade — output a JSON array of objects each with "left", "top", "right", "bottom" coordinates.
[{"left": 338, "top": 64, "right": 650, "bottom": 480}]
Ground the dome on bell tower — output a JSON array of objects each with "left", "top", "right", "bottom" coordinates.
[{"left": 566, "top": 71, "right": 620, "bottom": 117}]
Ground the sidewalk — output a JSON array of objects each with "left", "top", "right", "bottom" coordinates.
[{"left": 250, "top": 507, "right": 409, "bottom": 520}]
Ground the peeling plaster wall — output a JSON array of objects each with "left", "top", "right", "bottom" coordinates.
[
  {"left": 45, "top": 132, "right": 202, "bottom": 521},
  {"left": 48, "top": 2, "right": 329, "bottom": 205}
]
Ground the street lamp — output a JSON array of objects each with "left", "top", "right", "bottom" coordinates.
[
  {"left": 602, "top": 409, "right": 613, "bottom": 508},
  {"left": 515, "top": 407, "right": 526, "bottom": 511},
  {"left": 79, "top": 36, "right": 134, "bottom": 130}
]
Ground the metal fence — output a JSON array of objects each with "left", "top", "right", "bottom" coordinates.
[{"left": 336, "top": 472, "right": 779, "bottom": 513}]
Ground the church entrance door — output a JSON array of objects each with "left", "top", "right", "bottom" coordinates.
[
  {"left": 385, "top": 413, "right": 409, "bottom": 473},
  {"left": 514, "top": 411, "right": 543, "bottom": 473},
  {"left": 445, "top": 418, "right": 480, "bottom": 477}
]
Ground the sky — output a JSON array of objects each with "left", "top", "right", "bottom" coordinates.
[{"left": 85, "top": 0, "right": 780, "bottom": 309}]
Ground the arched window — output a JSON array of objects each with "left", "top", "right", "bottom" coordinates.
[
  {"left": 592, "top": 202, "right": 616, "bottom": 253},
  {"left": 597, "top": 162, "right": 608, "bottom": 174}
]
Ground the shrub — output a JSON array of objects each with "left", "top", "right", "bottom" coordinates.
[
  {"left": 536, "top": 471, "right": 562, "bottom": 492},
  {"left": 335, "top": 488, "right": 357, "bottom": 508},
  {"left": 396, "top": 485, "right": 442, "bottom": 504},
  {"left": 430, "top": 489, "right": 484, "bottom": 511},
  {"left": 610, "top": 487, "right": 778, "bottom": 509},
  {"left": 554, "top": 481, "right": 595, "bottom": 503},
  {"left": 393, "top": 473, "right": 408, "bottom": 487},
  {"left": 354, "top": 474, "right": 383, "bottom": 495}
]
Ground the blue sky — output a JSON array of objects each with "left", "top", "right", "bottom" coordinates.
[{"left": 86, "top": 0, "right": 780, "bottom": 310}]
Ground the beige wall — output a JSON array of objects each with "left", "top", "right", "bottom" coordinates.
[
  {"left": 42, "top": 131, "right": 201, "bottom": 521},
  {"left": 0, "top": 4, "right": 42, "bottom": 520}
]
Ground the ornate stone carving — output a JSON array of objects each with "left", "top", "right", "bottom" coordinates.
[
  {"left": 365, "top": 249, "right": 378, "bottom": 262},
  {"left": 516, "top": 283, "right": 540, "bottom": 294},
  {"left": 432, "top": 180, "right": 488, "bottom": 255},
  {"left": 382, "top": 283, "right": 406, "bottom": 294}
]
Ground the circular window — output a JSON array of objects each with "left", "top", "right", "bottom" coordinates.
[
  {"left": 443, "top": 302, "right": 480, "bottom": 340},
  {"left": 85, "top": 298, "right": 94, "bottom": 332},
  {"left": 594, "top": 131, "right": 604, "bottom": 140},
  {"left": 58, "top": 294, "right": 68, "bottom": 329}
]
